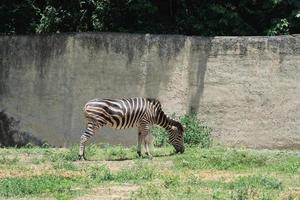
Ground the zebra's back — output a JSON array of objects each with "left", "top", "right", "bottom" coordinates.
[{"left": 84, "top": 97, "right": 159, "bottom": 129}]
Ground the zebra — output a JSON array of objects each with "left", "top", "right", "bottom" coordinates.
[{"left": 79, "top": 97, "right": 185, "bottom": 160}]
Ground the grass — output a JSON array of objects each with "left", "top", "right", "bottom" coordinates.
[
  {"left": 0, "top": 145, "right": 299, "bottom": 199},
  {"left": 0, "top": 175, "right": 77, "bottom": 197}
]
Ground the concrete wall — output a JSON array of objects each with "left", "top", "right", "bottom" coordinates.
[{"left": 0, "top": 33, "right": 299, "bottom": 149}]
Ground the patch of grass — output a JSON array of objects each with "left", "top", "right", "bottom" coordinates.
[
  {"left": 152, "top": 145, "right": 174, "bottom": 157},
  {"left": 47, "top": 146, "right": 79, "bottom": 162},
  {"left": 52, "top": 161, "right": 78, "bottom": 171},
  {"left": 114, "top": 162, "right": 156, "bottom": 182},
  {"left": 87, "top": 165, "right": 114, "bottom": 183},
  {"left": 175, "top": 147, "right": 267, "bottom": 170},
  {"left": 56, "top": 144, "right": 138, "bottom": 161},
  {"left": 132, "top": 174, "right": 284, "bottom": 199},
  {"left": 161, "top": 173, "right": 180, "bottom": 188},
  {"left": 266, "top": 152, "right": 300, "bottom": 173},
  {"left": 31, "top": 157, "right": 47, "bottom": 165},
  {"left": 86, "top": 162, "right": 157, "bottom": 184},
  {"left": 0, "top": 156, "right": 19, "bottom": 165},
  {"left": 174, "top": 147, "right": 300, "bottom": 174},
  {"left": 16, "top": 146, "right": 53, "bottom": 154},
  {"left": 228, "top": 175, "right": 283, "bottom": 191},
  {"left": 104, "top": 145, "right": 128, "bottom": 160},
  {"left": 0, "top": 175, "right": 80, "bottom": 198},
  {"left": 229, "top": 176, "right": 283, "bottom": 200},
  {"left": 132, "top": 183, "right": 162, "bottom": 200},
  {"left": 0, "top": 144, "right": 299, "bottom": 199}
]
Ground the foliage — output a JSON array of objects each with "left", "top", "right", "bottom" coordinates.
[
  {"left": 151, "top": 113, "right": 212, "bottom": 148},
  {"left": 151, "top": 126, "right": 169, "bottom": 147},
  {"left": 180, "top": 114, "right": 212, "bottom": 147},
  {"left": 1, "top": 0, "right": 299, "bottom": 36},
  {"left": 267, "top": 18, "right": 290, "bottom": 36}
]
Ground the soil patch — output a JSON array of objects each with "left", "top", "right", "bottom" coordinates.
[
  {"left": 195, "top": 170, "right": 253, "bottom": 182},
  {"left": 75, "top": 184, "right": 139, "bottom": 200}
]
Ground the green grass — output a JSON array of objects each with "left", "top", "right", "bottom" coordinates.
[
  {"left": 0, "top": 145, "right": 299, "bottom": 199},
  {"left": 0, "top": 175, "right": 78, "bottom": 198},
  {"left": 175, "top": 147, "right": 300, "bottom": 173},
  {"left": 0, "top": 155, "right": 19, "bottom": 165}
]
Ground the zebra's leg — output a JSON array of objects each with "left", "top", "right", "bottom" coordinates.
[
  {"left": 137, "top": 131, "right": 142, "bottom": 157},
  {"left": 138, "top": 124, "right": 152, "bottom": 159},
  {"left": 79, "top": 121, "right": 99, "bottom": 160},
  {"left": 144, "top": 133, "right": 153, "bottom": 159}
]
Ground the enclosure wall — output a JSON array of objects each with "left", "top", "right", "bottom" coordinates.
[{"left": 0, "top": 33, "right": 299, "bottom": 148}]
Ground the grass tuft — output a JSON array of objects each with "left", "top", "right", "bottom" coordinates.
[
  {"left": 175, "top": 147, "right": 268, "bottom": 170},
  {"left": 0, "top": 156, "right": 19, "bottom": 165},
  {"left": 0, "top": 175, "right": 78, "bottom": 197},
  {"left": 114, "top": 163, "right": 156, "bottom": 182}
]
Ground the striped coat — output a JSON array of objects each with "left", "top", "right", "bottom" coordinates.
[{"left": 79, "top": 97, "right": 184, "bottom": 160}]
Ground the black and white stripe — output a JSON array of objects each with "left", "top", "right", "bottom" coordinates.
[{"left": 79, "top": 97, "right": 185, "bottom": 160}]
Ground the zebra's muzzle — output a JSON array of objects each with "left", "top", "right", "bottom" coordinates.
[{"left": 176, "top": 147, "right": 185, "bottom": 154}]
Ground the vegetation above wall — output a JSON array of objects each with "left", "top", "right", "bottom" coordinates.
[{"left": 1, "top": 0, "right": 299, "bottom": 36}]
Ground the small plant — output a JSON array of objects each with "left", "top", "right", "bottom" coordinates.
[
  {"left": 31, "top": 157, "right": 46, "bottom": 165},
  {"left": 161, "top": 174, "right": 180, "bottom": 188},
  {"left": 180, "top": 113, "right": 212, "bottom": 147},
  {"left": 151, "top": 113, "right": 212, "bottom": 147},
  {"left": 48, "top": 145, "right": 80, "bottom": 162},
  {"left": 0, "top": 156, "right": 19, "bottom": 165},
  {"left": 231, "top": 188, "right": 250, "bottom": 200},
  {"left": 87, "top": 165, "right": 113, "bottom": 182},
  {"left": 52, "top": 161, "right": 78, "bottom": 171},
  {"left": 151, "top": 126, "right": 169, "bottom": 147},
  {"left": 132, "top": 183, "right": 162, "bottom": 200},
  {"left": 115, "top": 163, "right": 156, "bottom": 182},
  {"left": 105, "top": 145, "right": 127, "bottom": 160}
]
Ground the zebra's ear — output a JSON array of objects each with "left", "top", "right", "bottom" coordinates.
[{"left": 182, "top": 125, "right": 186, "bottom": 132}]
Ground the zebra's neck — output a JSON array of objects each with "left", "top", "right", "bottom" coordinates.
[{"left": 156, "top": 110, "right": 175, "bottom": 130}]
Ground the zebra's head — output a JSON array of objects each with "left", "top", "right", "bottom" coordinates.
[{"left": 169, "top": 121, "right": 185, "bottom": 154}]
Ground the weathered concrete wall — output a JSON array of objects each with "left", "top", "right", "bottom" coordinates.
[{"left": 0, "top": 33, "right": 299, "bottom": 149}]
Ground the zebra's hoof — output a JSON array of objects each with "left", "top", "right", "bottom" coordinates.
[
  {"left": 145, "top": 152, "right": 153, "bottom": 160},
  {"left": 137, "top": 151, "right": 142, "bottom": 157},
  {"left": 78, "top": 155, "right": 86, "bottom": 161}
]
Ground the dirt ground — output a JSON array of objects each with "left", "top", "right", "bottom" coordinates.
[{"left": 74, "top": 184, "right": 140, "bottom": 200}]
